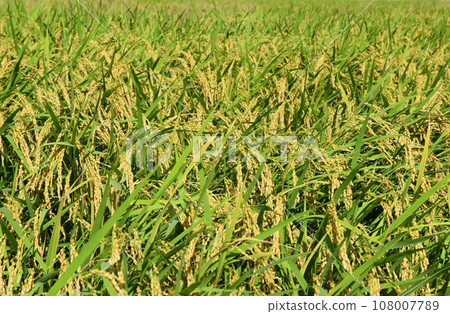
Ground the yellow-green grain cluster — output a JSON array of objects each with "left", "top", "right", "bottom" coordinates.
[{"left": 0, "top": 0, "right": 448, "bottom": 296}]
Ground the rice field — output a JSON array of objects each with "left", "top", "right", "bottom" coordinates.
[{"left": 0, "top": 0, "right": 449, "bottom": 296}]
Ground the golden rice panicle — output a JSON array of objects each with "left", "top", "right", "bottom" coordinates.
[
  {"left": 150, "top": 263, "right": 163, "bottom": 296},
  {"left": 20, "top": 269, "right": 35, "bottom": 296},
  {"left": 7, "top": 238, "right": 25, "bottom": 296},
  {"left": 127, "top": 229, "right": 144, "bottom": 266},
  {"left": 368, "top": 269, "right": 381, "bottom": 296},
  {"left": 400, "top": 257, "right": 413, "bottom": 287},
  {"left": 0, "top": 236, "right": 6, "bottom": 295},
  {"left": 260, "top": 164, "right": 274, "bottom": 198}
]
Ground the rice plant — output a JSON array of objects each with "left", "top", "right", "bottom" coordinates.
[{"left": 0, "top": 0, "right": 448, "bottom": 296}]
